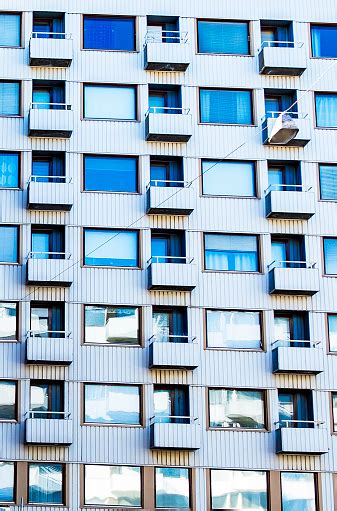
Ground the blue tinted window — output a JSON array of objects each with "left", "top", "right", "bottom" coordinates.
[
  {"left": 205, "top": 234, "right": 258, "bottom": 272},
  {"left": 83, "top": 16, "right": 135, "bottom": 50},
  {"left": 312, "top": 25, "right": 337, "bottom": 58},
  {"left": 0, "top": 14, "right": 21, "bottom": 47},
  {"left": 202, "top": 160, "right": 255, "bottom": 196},
  {"left": 0, "top": 153, "right": 19, "bottom": 188},
  {"left": 198, "top": 20, "right": 249, "bottom": 54},
  {"left": 84, "top": 85, "right": 136, "bottom": 120},
  {"left": 84, "top": 229, "right": 138, "bottom": 267},
  {"left": 84, "top": 155, "right": 137, "bottom": 192},
  {"left": 28, "top": 464, "right": 64, "bottom": 504},
  {"left": 0, "top": 462, "right": 15, "bottom": 502},
  {"left": 200, "top": 88, "right": 252, "bottom": 124},
  {"left": 0, "top": 226, "right": 18, "bottom": 263},
  {"left": 319, "top": 164, "right": 337, "bottom": 200},
  {"left": 324, "top": 238, "right": 337, "bottom": 275},
  {"left": 0, "top": 82, "right": 20, "bottom": 116},
  {"left": 316, "top": 93, "right": 337, "bottom": 127}
]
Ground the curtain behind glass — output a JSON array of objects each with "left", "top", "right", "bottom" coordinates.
[
  {"left": 0, "top": 82, "right": 20, "bottom": 115},
  {"left": 0, "top": 226, "right": 18, "bottom": 263},
  {"left": 312, "top": 25, "right": 337, "bottom": 58},
  {"left": 316, "top": 94, "right": 337, "bottom": 127},
  {"left": 200, "top": 89, "right": 252, "bottom": 124},
  {"left": 324, "top": 238, "right": 337, "bottom": 274},
  {"left": 0, "top": 14, "right": 21, "bottom": 47},
  {"left": 198, "top": 21, "right": 249, "bottom": 54},
  {"left": 320, "top": 164, "right": 337, "bottom": 200}
]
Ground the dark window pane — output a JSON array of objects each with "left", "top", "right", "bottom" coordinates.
[
  {"left": 0, "top": 381, "right": 16, "bottom": 420},
  {"left": 198, "top": 20, "right": 249, "bottom": 54},
  {"left": 312, "top": 25, "right": 337, "bottom": 58},
  {"left": 83, "top": 16, "right": 135, "bottom": 50},
  {"left": 84, "top": 306, "right": 139, "bottom": 345},
  {"left": 0, "top": 14, "right": 21, "bottom": 47},
  {"left": 84, "top": 155, "right": 137, "bottom": 192},
  {"left": 84, "top": 384, "right": 141, "bottom": 424},
  {"left": 84, "top": 229, "right": 138, "bottom": 267},
  {"left": 316, "top": 94, "right": 337, "bottom": 127},
  {"left": 209, "top": 389, "right": 265, "bottom": 429},
  {"left": 28, "top": 464, "right": 64, "bottom": 504},
  {"left": 0, "top": 82, "right": 20, "bottom": 115},
  {"left": 319, "top": 164, "right": 337, "bottom": 200},
  {"left": 0, "top": 462, "right": 15, "bottom": 502},
  {"left": 84, "top": 465, "right": 141, "bottom": 506},
  {"left": 205, "top": 234, "right": 258, "bottom": 272},
  {"left": 202, "top": 160, "right": 255, "bottom": 196},
  {"left": 200, "top": 88, "right": 252, "bottom": 124},
  {"left": 211, "top": 469, "right": 268, "bottom": 510},
  {"left": 0, "top": 153, "right": 19, "bottom": 188},
  {"left": 0, "top": 303, "right": 17, "bottom": 340},
  {"left": 0, "top": 226, "right": 18, "bottom": 263}
]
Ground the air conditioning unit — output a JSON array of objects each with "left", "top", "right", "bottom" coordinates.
[{"left": 268, "top": 113, "right": 299, "bottom": 144}]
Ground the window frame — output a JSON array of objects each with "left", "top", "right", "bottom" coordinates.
[
  {"left": 0, "top": 379, "right": 18, "bottom": 422},
  {"left": 0, "top": 80, "right": 21, "bottom": 117},
  {"left": 82, "top": 154, "right": 139, "bottom": 194},
  {"left": 331, "top": 392, "right": 337, "bottom": 433},
  {"left": 154, "top": 466, "right": 191, "bottom": 509},
  {"left": 327, "top": 313, "right": 337, "bottom": 354},
  {"left": 280, "top": 472, "right": 318, "bottom": 511},
  {"left": 0, "top": 224, "right": 20, "bottom": 264},
  {"left": 196, "top": 18, "right": 251, "bottom": 56},
  {"left": 82, "top": 14, "right": 137, "bottom": 52},
  {"left": 0, "top": 12, "right": 22, "bottom": 49},
  {"left": 27, "top": 462, "right": 66, "bottom": 506},
  {"left": 198, "top": 87, "right": 255, "bottom": 126},
  {"left": 314, "top": 91, "right": 337, "bottom": 129},
  {"left": 310, "top": 23, "right": 337, "bottom": 59},
  {"left": 0, "top": 461, "right": 16, "bottom": 504},
  {"left": 0, "top": 151, "right": 21, "bottom": 190},
  {"left": 0, "top": 301, "right": 19, "bottom": 342},
  {"left": 83, "top": 227, "right": 140, "bottom": 269},
  {"left": 82, "top": 83, "right": 138, "bottom": 121},
  {"left": 323, "top": 237, "right": 337, "bottom": 276},
  {"left": 201, "top": 159, "right": 257, "bottom": 198},
  {"left": 318, "top": 162, "right": 337, "bottom": 201},
  {"left": 203, "top": 232, "right": 261, "bottom": 273}
]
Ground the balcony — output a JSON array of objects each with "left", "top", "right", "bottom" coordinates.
[
  {"left": 147, "top": 256, "right": 196, "bottom": 291},
  {"left": 150, "top": 416, "right": 201, "bottom": 450},
  {"left": 145, "top": 107, "right": 192, "bottom": 142},
  {"left": 268, "top": 261, "right": 319, "bottom": 296},
  {"left": 144, "top": 31, "right": 190, "bottom": 71},
  {"left": 258, "top": 41, "right": 306, "bottom": 76},
  {"left": 26, "top": 252, "right": 73, "bottom": 287},
  {"left": 146, "top": 181, "right": 195, "bottom": 215},
  {"left": 272, "top": 340, "right": 324, "bottom": 374},
  {"left": 275, "top": 421, "right": 329, "bottom": 455},
  {"left": 29, "top": 32, "right": 73, "bottom": 67},
  {"left": 26, "top": 331, "right": 73, "bottom": 365},
  {"left": 29, "top": 103, "right": 73, "bottom": 138},
  {"left": 149, "top": 335, "right": 199, "bottom": 369},
  {"left": 28, "top": 176, "right": 74, "bottom": 211},
  {"left": 265, "top": 185, "right": 315, "bottom": 219},
  {"left": 262, "top": 112, "right": 310, "bottom": 147},
  {"left": 25, "top": 411, "right": 73, "bottom": 445}
]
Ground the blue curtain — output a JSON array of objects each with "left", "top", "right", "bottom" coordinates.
[
  {"left": 83, "top": 17, "right": 135, "bottom": 50},
  {"left": 198, "top": 21, "right": 249, "bottom": 54},
  {"left": 0, "top": 82, "right": 20, "bottom": 115},
  {"left": 316, "top": 94, "right": 337, "bottom": 127},
  {"left": 0, "top": 14, "right": 21, "bottom": 46},
  {"left": 312, "top": 25, "right": 337, "bottom": 58},
  {"left": 320, "top": 164, "right": 337, "bottom": 200},
  {"left": 200, "top": 89, "right": 252, "bottom": 124}
]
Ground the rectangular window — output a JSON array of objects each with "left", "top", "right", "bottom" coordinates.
[
  {"left": 84, "top": 465, "right": 141, "bottom": 506},
  {"left": 0, "top": 381, "right": 17, "bottom": 420},
  {"left": 84, "top": 384, "right": 141, "bottom": 425},
  {"left": 0, "top": 303, "right": 17, "bottom": 341},
  {"left": 154, "top": 386, "right": 189, "bottom": 423},
  {"left": 83, "top": 16, "right": 135, "bottom": 51},
  {"left": 274, "top": 312, "right": 309, "bottom": 347},
  {"left": 210, "top": 469, "right": 268, "bottom": 510},
  {"left": 0, "top": 82, "right": 20, "bottom": 116},
  {"left": 0, "top": 152, "right": 19, "bottom": 188},
  {"left": 0, "top": 226, "right": 18, "bottom": 263},
  {"left": 281, "top": 472, "right": 317, "bottom": 511},
  {"left": 328, "top": 314, "right": 337, "bottom": 352},
  {"left": 32, "top": 152, "right": 65, "bottom": 183},
  {"left": 202, "top": 160, "right": 256, "bottom": 197},
  {"left": 84, "top": 85, "right": 136, "bottom": 120},
  {"left": 315, "top": 93, "right": 337, "bottom": 127},
  {"left": 30, "top": 381, "right": 64, "bottom": 419},
  {"left": 155, "top": 467, "right": 190, "bottom": 508},
  {"left": 209, "top": 388, "right": 265, "bottom": 429},
  {"left": 84, "top": 305, "right": 140, "bottom": 345},
  {"left": 319, "top": 164, "right": 337, "bottom": 200},
  {"left": 84, "top": 155, "right": 138, "bottom": 193},
  {"left": 278, "top": 390, "right": 313, "bottom": 428},
  {"left": 30, "top": 302, "right": 65, "bottom": 339},
  {"left": 200, "top": 88, "right": 253, "bottom": 125},
  {"left": 28, "top": 463, "right": 64, "bottom": 504},
  {"left": 204, "top": 233, "right": 259, "bottom": 272},
  {"left": 197, "top": 20, "right": 249, "bottom": 55},
  {"left": 324, "top": 238, "right": 337, "bottom": 274},
  {"left": 0, "top": 462, "right": 15, "bottom": 503},
  {"left": 332, "top": 393, "right": 337, "bottom": 431},
  {"left": 0, "top": 14, "right": 21, "bottom": 47},
  {"left": 84, "top": 229, "right": 139, "bottom": 267},
  {"left": 311, "top": 25, "right": 337, "bottom": 58},
  {"left": 206, "top": 310, "right": 262, "bottom": 349}
]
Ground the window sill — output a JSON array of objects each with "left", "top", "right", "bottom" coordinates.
[
  {"left": 0, "top": 339, "right": 19, "bottom": 343},
  {"left": 82, "top": 118, "right": 140, "bottom": 123},
  {"left": 208, "top": 427, "right": 268, "bottom": 433},
  {"left": 318, "top": 198, "right": 337, "bottom": 203},
  {"left": 81, "top": 48, "right": 139, "bottom": 54},
  {"left": 0, "top": 262, "right": 20, "bottom": 266},
  {"left": 315, "top": 126, "right": 337, "bottom": 130},
  {"left": 198, "top": 122, "right": 256, "bottom": 127},
  {"left": 0, "top": 115, "right": 23, "bottom": 119},
  {"left": 82, "top": 422, "right": 143, "bottom": 428},
  {"left": 82, "top": 265, "right": 141, "bottom": 270},
  {"left": 201, "top": 194, "right": 259, "bottom": 200},
  {"left": 0, "top": 419, "right": 18, "bottom": 423},
  {"left": 196, "top": 52, "right": 253, "bottom": 57},
  {"left": 202, "top": 269, "right": 262, "bottom": 275},
  {"left": 81, "top": 190, "right": 141, "bottom": 196},
  {"left": 206, "top": 347, "right": 265, "bottom": 353},
  {"left": 0, "top": 187, "right": 21, "bottom": 191},
  {"left": 82, "top": 342, "right": 143, "bottom": 348},
  {"left": 311, "top": 56, "right": 337, "bottom": 60}
]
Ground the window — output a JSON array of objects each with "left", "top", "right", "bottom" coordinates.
[
  {"left": 332, "top": 393, "right": 337, "bottom": 431},
  {"left": 84, "top": 229, "right": 139, "bottom": 267},
  {"left": 150, "top": 157, "right": 183, "bottom": 187},
  {"left": 206, "top": 310, "right": 262, "bottom": 349},
  {"left": 84, "top": 155, "right": 138, "bottom": 193},
  {"left": 319, "top": 164, "right": 337, "bottom": 200},
  {"left": 274, "top": 312, "right": 309, "bottom": 347},
  {"left": 327, "top": 314, "right": 337, "bottom": 352},
  {"left": 280, "top": 472, "right": 317, "bottom": 511},
  {"left": 84, "top": 85, "right": 136, "bottom": 120},
  {"left": 311, "top": 25, "right": 337, "bottom": 58},
  {"left": 264, "top": 91, "right": 297, "bottom": 118},
  {"left": 31, "top": 226, "right": 65, "bottom": 259},
  {"left": 315, "top": 93, "right": 337, "bottom": 128},
  {"left": 260, "top": 21, "right": 293, "bottom": 45},
  {"left": 0, "top": 381, "right": 17, "bottom": 420},
  {"left": 268, "top": 162, "right": 301, "bottom": 191},
  {"left": 0, "top": 462, "right": 15, "bottom": 503},
  {"left": 197, "top": 20, "right": 249, "bottom": 55},
  {"left": 32, "top": 81, "right": 65, "bottom": 110},
  {"left": 0, "top": 82, "right": 20, "bottom": 116},
  {"left": 32, "top": 152, "right": 65, "bottom": 183},
  {"left": 199, "top": 88, "right": 253, "bottom": 125},
  {"left": 30, "top": 302, "right": 65, "bottom": 339},
  {"left": 153, "top": 307, "right": 187, "bottom": 343},
  {"left": 210, "top": 469, "right": 268, "bottom": 510},
  {"left": 271, "top": 236, "right": 305, "bottom": 268},
  {"left": 149, "top": 86, "right": 181, "bottom": 114},
  {"left": 0, "top": 152, "right": 19, "bottom": 188},
  {"left": 324, "top": 238, "right": 337, "bottom": 274},
  {"left": 30, "top": 381, "right": 64, "bottom": 419},
  {"left": 204, "top": 234, "right": 259, "bottom": 272},
  {"left": 83, "top": 16, "right": 135, "bottom": 51},
  {"left": 33, "top": 13, "right": 65, "bottom": 39},
  {"left": 84, "top": 465, "right": 141, "bottom": 506},
  {"left": 202, "top": 160, "right": 256, "bottom": 197},
  {"left": 0, "top": 303, "right": 17, "bottom": 341},
  {"left": 278, "top": 390, "right": 313, "bottom": 428},
  {"left": 0, "top": 226, "right": 18, "bottom": 263},
  {"left": 155, "top": 467, "right": 190, "bottom": 508},
  {"left": 154, "top": 385, "right": 189, "bottom": 423},
  {"left": 151, "top": 230, "right": 185, "bottom": 263},
  {"left": 0, "top": 14, "right": 21, "bottom": 47},
  {"left": 28, "top": 463, "right": 64, "bottom": 504},
  {"left": 84, "top": 384, "right": 141, "bottom": 425},
  {"left": 84, "top": 305, "right": 140, "bottom": 345},
  {"left": 209, "top": 388, "right": 265, "bottom": 429}
]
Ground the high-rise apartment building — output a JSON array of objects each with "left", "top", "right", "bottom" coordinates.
[{"left": 1, "top": 1, "right": 337, "bottom": 509}]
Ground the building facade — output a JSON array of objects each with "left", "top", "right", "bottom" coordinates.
[{"left": 1, "top": 0, "right": 337, "bottom": 509}]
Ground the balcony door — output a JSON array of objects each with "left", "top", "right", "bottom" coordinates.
[
  {"left": 30, "top": 381, "right": 64, "bottom": 419},
  {"left": 278, "top": 390, "right": 313, "bottom": 429},
  {"left": 152, "top": 307, "right": 187, "bottom": 343},
  {"left": 154, "top": 386, "right": 189, "bottom": 424}
]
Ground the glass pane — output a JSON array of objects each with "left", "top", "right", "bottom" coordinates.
[
  {"left": 202, "top": 160, "right": 255, "bottom": 197},
  {"left": 332, "top": 394, "right": 337, "bottom": 431},
  {"left": 198, "top": 20, "right": 249, "bottom": 55},
  {"left": 271, "top": 241, "right": 287, "bottom": 265},
  {"left": 281, "top": 472, "right": 316, "bottom": 511},
  {"left": 84, "top": 465, "right": 141, "bottom": 506},
  {"left": 0, "top": 153, "right": 19, "bottom": 188},
  {"left": 0, "top": 226, "right": 18, "bottom": 263},
  {"left": 274, "top": 316, "right": 291, "bottom": 342},
  {"left": 84, "top": 384, "right": 140, "bottom": 424},
  {"left": 84, "top": 306, "right": 139, "bottom": 345},
  {"left": 209, "top": 389, "right": 265, "bottom": 429},
  {"left": 268, "top": 168, "right": 283, "bottom": 188},
  {"left": 211, "top": 469, "right": 268, "bottom": 510},
  {"left": 206, "top": 310, "right": 261, "bottom": 349},
  {"left": 0, "top": 14, "right": 21, "bottom": 47},
  {"left": 0, "top": 462, "right": 15, "bottom": 502},
  {"left": 200, "top": 88, "right": 252, "bottom": 124},
  {"left": 154, "top": 388, "right": 172, "bottom": 418},
  {"left": 0, "top": 381, "right": 16, "bottom": 420},
  {"left": 83, "top": 17, "right": 135, "bottom": 50},
  {"left": 33, "top": 89, "right": 51, "bottom": 109},
  {"left": 153, "top": 311, "right": 170, "bottom": 342},
  {"left": 155, "top": 467, "right": 190, "bottom": 508},
  {"left": 205, "top": 234, "right": 258, "bottom": 272},
  {"left": 31, "top": 307, "right": 49, "bottom": 336},
  {"left": 0, "top": 303, "right": 17, "bottom": 340},
  {"left": 84, "top": 229, "right": 138, "bottom": 267},
  {"left": 32, "top": 232, "right": 50, "bottom": 258},
  {"left": 28, "top": 464, "right": 64, "bottom": 504},
  {"left": 84, "top": 85, "right": 136, "bottom": 120},
  {"left": 328, "top": 315, "right": 337, "bottom": 352},
  {"left": 316, "top": 94, "right": 337, "bottom": 127},
  {"left": 30, "top": 382, "right": 63, "bottom": 418},
  {"left": 0, "top": 82, "right": 20, "bottom": 116},
  {"left": 324, "top": 238, "right": 337, "bottom": 274},
  {"left": 312, "top": 25, "right": 337, "bottom": 58},
  {"left": 320, "top": 164, "right": 337, "bottom": 200},
  {"left": 278, "top": 393, "right": 294, "bottom": 424},
  {"left": 84, "top": 155, "right": 137, "bottom": 192}
]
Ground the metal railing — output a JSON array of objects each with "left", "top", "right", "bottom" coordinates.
[
  {"left": 258, "top": 40, "right": 304, "bottom": 52},
  {"left": 29, "top": 175, "right": 72, "bottom": 184},
  {"left": 272, "top": 339, "right": 321, "bottom": 348},
  {"left": 262, "top": 111, "right": 307, "bottom": 122},
  {"left": 31, "top": 102, "right": 72, "bottom": 110},
  {"left": 148, "top": 179, "right": 191, "bottom": 188},
  {"left": 27, "top": 330, "right": 71, "bottom": 339},
  {"left": 150, "top": 415, "right": 198, "bottom": 425},
  {"left": 28, "top": 251, "right": 71, "bottom": 260},
  {"left": 268, "top": 260, "right": 317, "bottom": 270},
  {"left": 26, "top": 410, "right": 71, "bottom": 419},
  {"left": 145, "top": 30, "right": 188, "bottom": 45},
  {"left": 265, "top": 183, "right": 312, "bottom": 194},
  {"left": 148, "top": 255, "right": 194, "bottom": 265},
  {"left": 149, "top": 334, "right": 196, "bottom": 344},
  {"left": 275, "top": 419, "right": 324, "bottom": 429},
  {"left": 31, "top": 32, "right": 72, "bottom": 40},
  {"left": 146, "top": 106, "right": 190, "bottom": 115}
]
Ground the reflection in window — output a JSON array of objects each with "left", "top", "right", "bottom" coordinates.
[
  {"left": 324, "top": 238, "right": 337, "bottom": 274},
  {"left": 320, "top": 164, "right": 337, "bottom": 200},
  {"left": 211, "top": 469, "right": 268, "bottom": 510},
  {"left": 281, "top": 472, "right": 316, "bottom": 511},
  {"left": 84, "top": 384, "right": 140, "bottom": 424},
  {"left": 84, "top": 465, "right": 141, "bottom": 506},
  {"left": 202, "top": 160, "right": 255, "bottom": 197},
  {"left": 84, "top": 305, "right": 139, "bottom": 345},
  {"left": 155, "top": 467, "right": 190, "bottom": 508},
  {"left": 154, "top": 386, "right": 189, "bottom": 424},
  {"left": 84, "top": 155, "right": 138, "bottom": 193},
  {"left": 332, "top": 393, "right": 337, "bottom": 432},
  {"left": 0, "top": 226, "right": 18, "bottom": 263},
  {"left": 83, "top": 16, "right": 135, "bottom": 51},
  {"left": 30, "top": 381, "right": 64, "bottom": 419},
  {"left": 311, "top": 25, "right": 337, "bottom": 58},
  {"left": 200, "top": 88, "right": 252, "bottom": 125},
  {"left": 84, "top": 85, "right": 136, "bottom": 120},
  {"left": 328, "top": 314, "right": 337, "bottom": 352},
  {"left": 28, "top": 463, "right": 64, "bottom": 504},
  {"left": 209, "top": 388, "right": 265, "bottom": 429},
  {"left": 153, "top": 307, "right": 187, "bottom": 343},
  {"left": 0, "top": 303, "right": 17, "bottom": 340},
  {"left": 0, "top": 381, "right": 16, "bottom": 420},
  {"left": 30, "top": 303, "right": 64, "bottom": 338},
  {"left": 198, "top": 20, "right": 249, "bottom": 55},
  {"left": 0, "top": 153, "right": 19, "bottom": 188},
  {"left": 0, "top": 462, "right": 15, "bottom": 502},
  {"left": 206, "top": 310, "right": 261, "bottom": 349},
  {"left": 204, "top": 234, "right": 258, "bottom": 272},
  {"left": 315, "top": 93, "right": 337, "bottom": 128},
  {"left": 84, "top": 229, "right": 139, "bottom": 267}
]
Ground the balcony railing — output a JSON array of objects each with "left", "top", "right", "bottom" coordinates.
[
  {"left": 149, "top": 255, "right": 193, "bottom": 264},
  {"left": 31, "top": 102, "right": 72, "bottom": 110},
  {"left": 29, "top": 175, "right": 71, "bottom": 183},
  {"left": 145, "top": 30, "right": 188, "bottom": 44},
  {"left": 272, "top": 339, "right": 320, "bottom": 349},
  {"left": 28, "top": 175, "right": 74, "bottom": 211},
  {"left": 268, "top": 260, "right": 316, "bottom": 270},
  {"left": 31, "top": 32, "right": 71, "bottom": 40},
  {"left": 27, "top": 330, "right": 70, "bottom": 339},
  {"left": 146, "top": 180, "right": 194, "bottom": 215},
  {"left": 258, "top": 41, "right": 306, "bottom": 76},
  {"left": 25, "top": 410, "right": 73, "bottom": 445},
  {"left": 144, "top": 31, "right": 190, "bottom": 71},
  {"left": 268, "top": 260, "right": 319, "bottom": 295},
  {"left": 265, "top": 184, "right": 311, "bottom": 194},
  {"left": 26, "top": 410, "right": 71, "bottom": 419},
  {"left": 147, "top": 106, "right": 190, "bottom": 115},
  {"left": 150, "top": 334, "right": 195, "bottom": 344},
  {"left": 145, "top": 107, "right": 192, "bottom": 142},
  {"left": 150, "top": 415, "right": 198, "bottom": 425},
  {"left": 149, "top": 334, "right": 199, "bottom": 369},
  {"left": 258, "top": 40, "right": 304, "bottom": 52},
  {"left": 28, "top": 251, "right": 71, "bottom": 260},
  {"left": 26, "top": 330, "right": 73, "bottom": 364},
  {"left": 149, "top": 179, "right": 189, "bottom": 187},
  {"left": 26, "top": 252, "right": 73, "bottom": 286},
  {"left": 150, "top": 415, "right": 201, "bottom": 450},
  {"left": 29, "top": 104, "right": 73, "bottom": 137}
]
